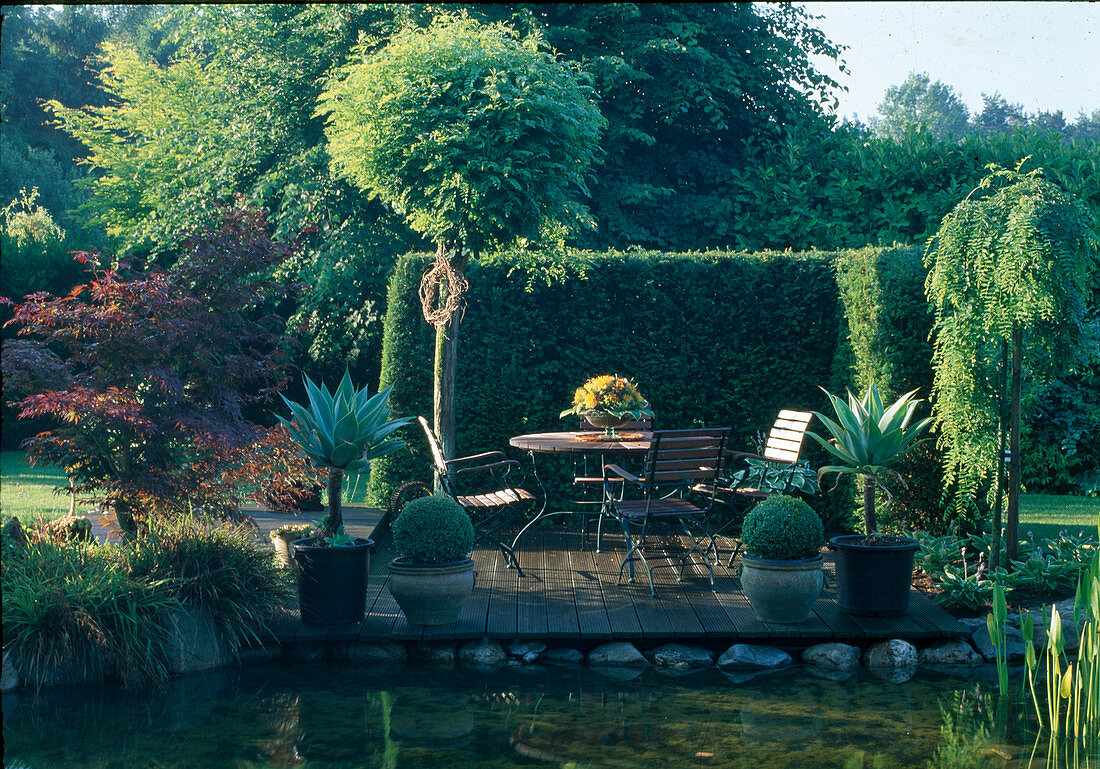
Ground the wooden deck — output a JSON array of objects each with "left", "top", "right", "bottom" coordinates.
[{"left": 271, "top": 527, "right": 968, "bottom": 648}]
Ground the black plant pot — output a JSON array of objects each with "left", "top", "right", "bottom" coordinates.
[
  {"left": 827, "top": 535, "right": 919, "bottom": 617},
  {"left": 292, "top": 537, "right": 373, "bottom": 625}
]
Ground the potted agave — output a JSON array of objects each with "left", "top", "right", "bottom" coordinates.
[
  {"left": 387, "top": 495, "right": 476, "bottom": 626},
  {"left": 276, "top": 370, "right": 411, "bottom": 625},
  {"left": 739, "top": 495, "right": 825, "bottom": 623},
  {"left": 807, "top": 382, "right": 932, "bottom": 616}
]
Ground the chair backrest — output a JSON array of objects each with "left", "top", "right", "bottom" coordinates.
[
  {"left": 642, "top": 428, "right": 731, "bottom": 489},
  {"left": 760, "top": 410, "right": 813, "bottom": 464},
  {"left": 415, "top": 418, "right": 446, "bottom": 477}
]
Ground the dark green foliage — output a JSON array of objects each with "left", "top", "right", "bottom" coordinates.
[
  {"left": 1, "top": 533, "right": 175, "bottom": 689},
  {"left": 741, "top": 495, "right": 824, "bottom": 560},
  {"left": 369, "top": 249, "right": 845, "bottom": 519},
  {"left": 390, "top": 495, "right": 475, "bottom": 564},
  {"left": 123, "top": 515, "right": 292, "bottom": 654}
]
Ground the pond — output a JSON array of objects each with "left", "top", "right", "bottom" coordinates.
[{"left": 0, "top": 662, "right": 1070, "bottom": 768}]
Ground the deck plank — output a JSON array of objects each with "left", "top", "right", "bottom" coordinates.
[{"left": 277, "top": 526, "right": 967, "bottom": 649}]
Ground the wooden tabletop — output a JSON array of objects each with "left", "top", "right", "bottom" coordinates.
[{"left": 509, "top": 431, "right": 653, "bottom": 455}]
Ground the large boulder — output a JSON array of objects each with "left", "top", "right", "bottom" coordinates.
[
  {"left": 918, "top": 640, "right": 983, "bottom": 667},
  {"left": 647, "top": 645, "right": 715, "bottom": 670},
  {"left": 458, "top": 637, "right": 506, "bottom": 667},
  {"left": 801, "top": 643, "right": 861, "bottom": 670},
  {"left": 717, "top": 644, "right": 792, "bottom": 669},
  {"left": 863, "top": 639, "right": 918, "bottom": 668},
  {"left": 588, "top": 642, "right": 649, "bottom": 667},
  {"left": 540, "top": 647, "right": 585, "bottom": 666},
  {"left": 161, "top": 605, "right": 235, "bottom": 676}
]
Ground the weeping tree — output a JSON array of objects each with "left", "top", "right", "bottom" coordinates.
[
  {"left": 318, "top": 13, "right": 605, "bottom": 459},
  {"left": 925, "top": 163, "right": 1098, "bottom": 566}
]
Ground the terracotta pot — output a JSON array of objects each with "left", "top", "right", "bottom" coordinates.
[
  {"left": 740, "top": 554, "right": 823, "bottom": 624},
  {"left": 387, "top": 557, "right": 475, "bottom": 626}
]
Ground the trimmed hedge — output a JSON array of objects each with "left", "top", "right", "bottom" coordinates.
[{"left": 368, "top": 248, "right": 850, "bottom": 528}]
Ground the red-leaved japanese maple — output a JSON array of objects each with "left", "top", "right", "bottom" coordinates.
[{"left": 3, "top": 205, "right": 306, "bottom": 535}]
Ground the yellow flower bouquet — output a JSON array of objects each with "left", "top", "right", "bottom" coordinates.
[{"left": 559, "top": 375, "right": 654, "bottom": 437}]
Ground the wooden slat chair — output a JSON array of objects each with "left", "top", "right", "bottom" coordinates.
[
  {"left": 603, "top": 427, "right": 731, "bottom": 596},
  {"left": 416, "top": 416, "right": 539, "bottom": 575},
  {"left": 704, "top": 410, "right": 815, "bottom": 567},
  {"left": 572, "top": 414, "right": 653, "bottom": 550}
]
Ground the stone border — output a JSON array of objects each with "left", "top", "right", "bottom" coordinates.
[{"left": 4, "top": 598, "right": 1084, "bottom": 693}]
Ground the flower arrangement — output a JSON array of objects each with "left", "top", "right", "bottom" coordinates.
[{"left": 559, "top": 374, "right": 654, "bottom": 422}]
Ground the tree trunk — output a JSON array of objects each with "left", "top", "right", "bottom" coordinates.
[
  {"left": 429, "top": 245, "right": 468, "bottom": 462},
  {"left": 991, "top": 340, "right": 1008, "bottom": 570},
  {"left": 862, "top": 475, "right": 877, "bottom": 535},
  {"left": 1006, "top": 326, "right": 1022, "bottom": 563},
  {"left": 326, "top": 468, "right": 345, "bottom": 537}
]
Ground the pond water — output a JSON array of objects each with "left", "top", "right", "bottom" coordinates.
[{"left": 0, "top": 662, "right": 1069, "bottom": 768}]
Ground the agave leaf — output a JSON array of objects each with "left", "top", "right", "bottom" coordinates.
[
  {"left": 329, "top": 441, "right": 361, "bottom": 468},
  {"left": 370, "top": 417, "right": 413, "bottom": 443},
  {"left": 366, "top": 437, "right": 406, "bottom": 460},
  {"left": 332, "top": 410, "right": 361, "bottom": 447},
  {"left": 867, "top": 383, "right": 884, "bottom": 418},
  {"left": 303, "top": 375, "right": 335, "bottom": 436}
]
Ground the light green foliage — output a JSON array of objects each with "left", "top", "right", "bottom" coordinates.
[
  {"left": 925, "top": 164, "right": 1099, "bottom": 512},
  {"left": 0, "top": 189, "right": 84, "bottom": 305},
  {"left": 872, "top": 72, "right": 970, "bottom": 142},
  {"left": 808, "top": 382, "right": 933, "bottom": 533},
  {"left": 46, "top": 43, "right": 267, "bottom": 254},
  {"left": 390, "top": 494, "right": 475, "bottom": 564},
  {"left": 741, "top": 495, "right": 824, "bottom": 561},
  {"left": 277, "top": 371, "right": 410, "bottom": 474},
  {"left": 319, "top": 12, "right": 606, "bottom": 255}
]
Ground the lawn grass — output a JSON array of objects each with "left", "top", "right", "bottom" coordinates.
[
  {"left": 0, "top": 451, "right": 373, "bottom": 525},
  {"left": 1017, "top": 492, "right": 1100, "bottom": 543},
  {"left": 1, "top": 452, "right": 74, "bottom": 525}
]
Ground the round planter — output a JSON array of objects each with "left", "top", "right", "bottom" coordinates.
[
  {"left": 387, "top": 557, "right": 475, "bottom": 626},
  {"left": 271, "top": 534, "right": 298, "bottom": 569},
  {"left": 292, "top": 537, "right": 372, "bottom": 625},
  {"left": 740, "top": 554, "right": 823, "bottom": 624},
  {"left": 827, "top": 535, "right": 919, "bottom": 617}
]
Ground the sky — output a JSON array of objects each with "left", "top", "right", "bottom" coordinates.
[{"left": 796, "top": 1, "right": 1100, "bottom": 124}]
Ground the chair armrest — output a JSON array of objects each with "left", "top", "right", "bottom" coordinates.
[
  {"left": 454, "top": 459, "right": 521, "bottom": 477},
  {"left": 603, "top": 463, "right": 641, "bottom": 485},
  {"left": 445, "top": 451, "right": 508, "bottom": 467}
]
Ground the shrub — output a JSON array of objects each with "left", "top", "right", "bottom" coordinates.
[
  {"left": 4, "top": 204, "right": 301, "bottom": 535},
  {"left": 1, "top": 534, "right": 175, "bottom": 688},
  {"left": 123, "top": 514, "right": 293, "bottom": 654},
  {"left": 740, "top": 495, "right": 825, "bottom": 561},
  {"left": 390, "top": 495, "right": 474, "bottom": 564}
]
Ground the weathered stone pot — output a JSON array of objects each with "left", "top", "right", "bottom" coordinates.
[
  {"left": 387, "top": 557, "right": 475, "bottom": 626},
  {"left": 740, "top": 554, "right": 823, "bottom": 624},
  {"left": 271, "top": 533, "right": 295, "bottom": 569}
]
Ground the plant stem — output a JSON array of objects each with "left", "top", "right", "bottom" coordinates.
[
  {"left": 327, "top": 468, "right": 344, "bottom": 536},
  {"left": 863, "top": 474, "right": 876, "bottom": 534}
]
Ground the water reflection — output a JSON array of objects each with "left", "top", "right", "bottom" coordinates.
[{"left": 1, "top": 662, "right": 1062, "bottom": 769}]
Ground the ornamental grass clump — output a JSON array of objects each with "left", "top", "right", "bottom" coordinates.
[
  {"left": 123, "top": 514, "right": 293, "bottom": 654},
  {"left": 390, "top": 496, "right": 474, "bottom": 564},
  {"left": 741, "top": 495, "right": 824, "bottom": 561}
]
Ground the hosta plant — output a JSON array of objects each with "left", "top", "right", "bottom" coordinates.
[
  {"left": 808, "top": 382, "right": 932, "bottom": 537},
  {"left": 276, "top": 370, "right": 411, "bottom": 543}
]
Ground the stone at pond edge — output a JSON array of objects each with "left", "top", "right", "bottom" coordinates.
[
  {"left": 863, "top": 639, "right": 918, "bottom": 669},
  {"left": 505, "top": 640, "right": 547, "bottom": 663},
  {"left": 647, "top": 644, "right": 715, "bottom": 670},
  {"left": 588, "top": 642, "right": 650, "bottom": 667},
  {"left": 717, "top": 644, "right": 792, "bottom": 669},
  {"left": 540, "top": 647, "right": 585, "bottom": 666},
  {"left": 332, "top": 642, "right": 407, "bottom": 665},
  {"left": 286, "top": 642, "right": 327, "bottom": 664},
  {"left": 801, "top": 642, "right": 861, "bottom": 670},
  {"left": 161, "top": 605, "right": 235, "bottom": 676},
  {"left": 458, "top": 638, "right": 506, "bottom": 667},
  {"left": 238, "top": 645, "right": 283, "bottom": 664},
  {"left": 918, "top": 639, "right": 984, "bottom": 666},
  {"left": 2, "top": 650, "right": 19, "bottom": 692},
  {"left": 410, "top": 642, "right": 457, "bottom": 665},
  {"left": 961, "top": 618, "right": 1027, "bottom": 661}
]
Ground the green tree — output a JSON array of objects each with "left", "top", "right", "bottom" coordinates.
[
  {"left": 925, "top": 163, "right": 1098, "bottom": 564},
  {"left": 872, "top": 72, "right": 970, "bottom": 142},
  {"left": 319, "top": 13, "right": 605, "bottom": 459},
  {"left": 971, "top": 93, "right": 1030, "bottom": 136}
]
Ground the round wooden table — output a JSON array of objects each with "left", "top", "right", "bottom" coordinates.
[
  {"left": 508, "top": 431, "right": 653, "bottom": 552},
  {"left": 508, "top": 431, "right": 652, "bottom": 455}
]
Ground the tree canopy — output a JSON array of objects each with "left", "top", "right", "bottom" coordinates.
[{"left": 873, "top": 72, "right": 970, "bottom": 142}]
